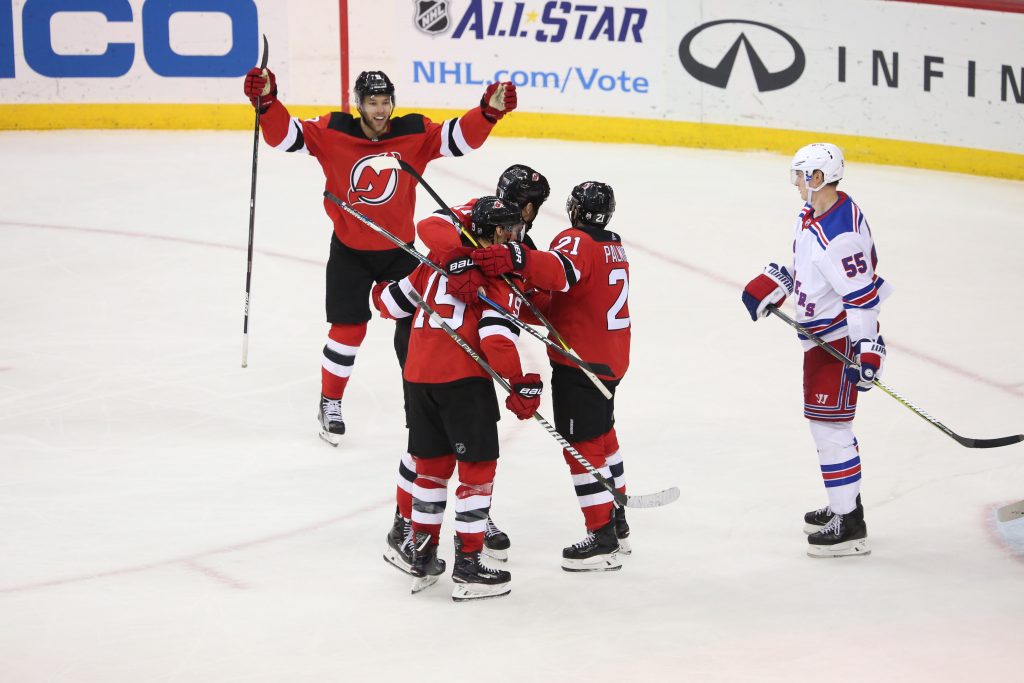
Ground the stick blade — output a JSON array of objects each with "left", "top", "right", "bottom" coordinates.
[
  {"left": 624, "top": 487, "right": 681, "bottom": 509},
  {"left": 367, "top": 154, "right": 402, "bottom": 173},
  {"left": 953, "top": 433, "right": 1024, "bottom": 449},
  {"left": 997, "top": 500, "right": 1024, "bottom": 523},
  {"left": 259, "top": 34, "right": 269, "bottom": 69}
]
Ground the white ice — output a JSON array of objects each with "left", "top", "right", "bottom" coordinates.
[{"left": 1, "top": 130, "right": 1023, "bottom": 682}]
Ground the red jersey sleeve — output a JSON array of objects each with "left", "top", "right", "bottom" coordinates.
[
  {"left": 478, "top": 279, "right": 524, "bottom": 379},
  {"left": 417, "top": 107, "right": 496, "bottom": 164},
  {"left": 417, "top": 200, "right": 474, "bottom": 254},
  {"left": 521, "top": 230, "right": 587, "bottom": 292}
]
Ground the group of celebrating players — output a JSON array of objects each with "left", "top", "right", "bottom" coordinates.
[{"left": 243, "top": 56, "right": 887, "bottom": 599}]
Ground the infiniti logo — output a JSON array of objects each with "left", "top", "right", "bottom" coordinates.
[{"left": 679, "top": 19, "right": 805, "bottom": 92}]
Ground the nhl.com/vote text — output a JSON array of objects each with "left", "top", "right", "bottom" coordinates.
[{"left": 412, "top": 60, "right": 649, "bottom": 94}]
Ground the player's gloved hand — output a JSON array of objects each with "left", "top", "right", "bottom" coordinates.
[
  {"left": 371, "top": 281, "right": 396, "bottom": 320},
  {"left": 481, "top": 82, "right": 517, "bottom": 122},
  {"left": 442, "top": 247, "right": 488, "bottom": 304},
  {"left": 741, "top": 262, "right": 794, "bottom": 321},
  {"left": 505, "top": 373, "right": 543, "bottom": 420},
  {"left": 470, "top": 242, "right": 527, "bottom": 277},
  {"left": 244, "top": 67, "right": 277, "bottom": 113},
  {"left": 845, "top": 336, "right": 886, "bottom": 391}
]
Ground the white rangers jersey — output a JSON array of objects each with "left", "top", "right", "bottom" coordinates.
[{"left": 790, "top": 192, "right": 893, "bottom": 350}]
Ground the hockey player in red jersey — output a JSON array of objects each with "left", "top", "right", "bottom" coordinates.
[
  {"left": 242, "top": 67, "right": 517, "bottom": 444},
  {"left": 371, "top": 196, "right": 542, "bottom": 601},
  {"left": 471, "top": 181, "right": 631, "bottom": 572},
  {"left": 384, "top": 165, "right": 551, "bottom": 567},
  {"left": 742, "top": 143, "right": 891, "bottom": 558}
]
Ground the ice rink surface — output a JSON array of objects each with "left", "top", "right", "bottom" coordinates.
[{"left": 2, "top": 129, "right": 1023, "bottom": 682}]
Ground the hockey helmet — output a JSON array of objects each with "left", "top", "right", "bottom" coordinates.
[
  {"left": 470, "top": 196, "right": 525, "bottom": 239},
  {"left": 496, "top": 164, "right": 551, "bottom": 213},
  {"left": 354, "top": 70, "right": 395, "bottom": 106},
  {"left": 566, "top": 181, "right": 615, "bottom": 228},
  {"left": 790, "top": 142, "right": 844, "bottom": 189}
]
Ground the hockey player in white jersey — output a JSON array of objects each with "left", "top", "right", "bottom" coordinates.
[{"left": 742, "top": 143, "right": 893, "bottom": 557}]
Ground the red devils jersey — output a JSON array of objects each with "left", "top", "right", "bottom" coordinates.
[
  {"left": 417, "top": 199, "right": 477, "bottom": 254},
  {"left": 522, "top": 227, "right": 631, "bottom": 379},
  {"left": 259, "top": 101, "right": 495, "bottom": 251},
  {"left": 376, "top": 260, "right": 525, "bottom": 384}
]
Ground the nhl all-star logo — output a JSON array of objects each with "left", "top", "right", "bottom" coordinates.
[{"left": 414, "top": 0, "right": 450, "bottom": 35}]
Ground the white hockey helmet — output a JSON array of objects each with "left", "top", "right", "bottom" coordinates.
[{"left": 790, "top": 142, "right": 844, "bottom": 189}]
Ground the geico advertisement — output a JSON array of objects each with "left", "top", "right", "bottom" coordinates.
[
  {"left": 665, "top": 1, "right": 1023, "bottom": 153},
  {"left": 383, "top": 0, "right": 664, "bottom": 116},
  {"left": 1, "top": 0, "right": 291, "bottom": 103}
]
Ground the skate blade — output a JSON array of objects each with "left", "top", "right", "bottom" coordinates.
[
  {"left": 383, "top": 548, "right": 412, "bottom": 575},
  {"left": 318, "top": 429, "right": 340, "bottom": 447},
  {"left": 561, "top": 553, "right": 623, "bottom": 572},
  {"left": 481, "top": 546, "right": 509, "bottom": 562},
  {"left": 452, "top": 582, "right": 511, "bottom": 602},
  {"left": 807, "top": 538, "right": 871, "bottom": 558},
  {"left": 616, "top": 537, "right": 632, "bottom": 555},
  {"left": 411, "top": 574, "right": 440, "bottom": 594}
]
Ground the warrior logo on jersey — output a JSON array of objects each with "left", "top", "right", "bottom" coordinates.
[
  {"left": 349, "top": 153, "right": 400, "bottom": 206},
  {"left": 414, "top": 1, "right": 450, "bottom": 35},
  {"left": 678, "top": 20, "right": 805, "bottom": 92}
]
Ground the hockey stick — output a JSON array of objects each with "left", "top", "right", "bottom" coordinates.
[
  {"left": 322, "top": 191, "right": 615, "bottom": 386},
  {"left": 997, "top": 500, "right": 1024, "bottom": 523},
  {"left": 241, "top": 34, "right": 269, "bottom": 369},
  {"left": 768, "top": 306, "right": 1024, "bottom": 449},
  {"left": 366, "top": 155, "right": 614, "bottom": 400},
  {"left": 476, "top": 293, "right": 614, "bottom": 378},
  {"left": 406, "top": 287, "right": 679, "bottom": 509}
]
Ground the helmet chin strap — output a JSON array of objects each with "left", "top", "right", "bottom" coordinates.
[{"left": 804, "top": 170, "right": 826, "bottom": 205}]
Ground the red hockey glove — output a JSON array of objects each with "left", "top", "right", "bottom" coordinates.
[
  {"left": 481, "top": 82, "right": 517, "bottom": 122},
  {"left": 845, "top": 336, "right": 886, "bottom": 391},
  {"left": 741, "top": 262, "right": 794, "bottom": 321},
  {"left": 442, "top": 247, "right": 488, "bottom": 305},
  {"left": 371, "top": 281, "right": 396, "bottom": 320},
  {"left": 470, "top": 242, "right": 528, "bottom": 277},
  {"left": 505, "top": 373, "right": 543, "bottom": 420},
  {"left": 244, "top": 67, "right": 278, "bottom": 113}
]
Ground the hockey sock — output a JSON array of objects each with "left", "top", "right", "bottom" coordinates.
[
  {"left": 321, "top": 322, "right": 368, "bottom": 399},
  {"left": 563, "top": 436, "right": 614, "bottom": 531},
  {"left": 411, "top": 455, "right": 456, "bottom": 546},
  {"left": 604, "top": 428, "right": 627, "bottom": 496},
  {"left": 395, "top": 452, "right": 416, "bottom": 521},
  {"left": 809, "top": 419, "right": 862, "bottom": 514},
  {"left": 454, "top": 460, "right": 497, "bottom": 554}
]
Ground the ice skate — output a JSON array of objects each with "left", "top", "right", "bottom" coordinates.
[
  {"left": 317, "top": 394, "right": 345, "bottom": 446},
  {"left": 383, "top": 508, "right": 413, "bottom": 575},
  {"left": 803, "top": 494, "right": 862, "bottom": 534},
  {"left": 452, "top": 538, "right": 511, "bottom": 601},
  {"left": 613, "top": 506, "right": 631, "bottom": 555},
  {"left": 410, "top": 532, "right": 446, "bottom": 593},
  {"left": 807, "top": 512, "right": 870, "bottom": 557},
  {"left": 562, "top": 520, "right": 622, "bottom": 572},
  {"left": 482, "top": 515, "right": 511, "bottom": 562}
]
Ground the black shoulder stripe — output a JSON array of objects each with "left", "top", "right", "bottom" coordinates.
[
  {"left": 286, "top": 120, "right": 305, "bottom": 152},
  {"left": 555, "top": 252, "right": 578, "bottom": 287},
  {"left": 389, "top": 282, "right": 417, "bottom": 315},
  {"left": 327, "top": 112, "right": 364, "bottom": 136},
  {"left": 387, "top": 114, "right": 427, "bottom": 136}
]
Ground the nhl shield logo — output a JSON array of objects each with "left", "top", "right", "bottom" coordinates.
[{"left": 414, "top": 0, "right": 450, "bottom": 35}]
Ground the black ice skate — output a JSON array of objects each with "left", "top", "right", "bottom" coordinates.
[
  {"left": 317, "top": 394, "right": 345, "bottom": 446},
  {"left": 410, "top": 532, "right": 446, "bottom": 593},
  {"left": 613, "top": 506, "right": 632, "bottom": 555},
  {"left": 452, "top": 538, "right": 511, "bottom": 602},
  {"left": 482, "top": 515, "right": 511, "bottom": 562},
  {"left": 562, "top": 520, "right": 622, "bottom": 572},
  {"left": 807, "top": 511, "right": 870, "bottom": 558},
  {"left": 383, "top": 508, "right": 413, "bottom": 575},
  {"left": 803, "top": 494, "right": 863, "bottom": 534}
]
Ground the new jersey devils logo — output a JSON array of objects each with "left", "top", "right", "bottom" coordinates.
[{"left": 348, "top": 153, "right": 400, "bottom": 206}]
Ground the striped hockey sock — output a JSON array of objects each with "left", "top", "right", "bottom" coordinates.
[
  {"left": 563, "top": 435, "right": 614, "bottom": 531},
  {"left": 454, "top": 460, "right": 497, "bottom": 554},
  {"left": 395, "top": 452, "right": 416, "bottom": 521},
  {"left": 411, "top": 455, "right": 456, "bottom": 546},
  {"left": 321, "top": 322, "right": 368, "bottom": 399},
  {"left": 810, "top": 419, "right": 862, "bottom": 514}
]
